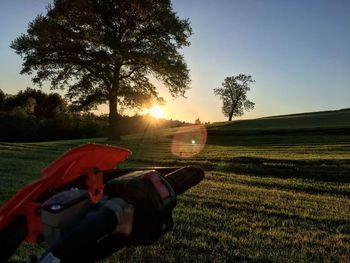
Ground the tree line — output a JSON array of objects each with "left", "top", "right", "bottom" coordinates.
[
  {"left": 0, "top": 88, "right": 66, "bottom": 119},
  {"left": 0, "top": 88, "right": 107, "bottom": 141},
  {"left": 0, "top": 88, "right": 189, "bottom": 142}
]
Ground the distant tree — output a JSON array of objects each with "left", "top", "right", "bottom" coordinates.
[
  {"left": 45, "top": 93, "right": 67, "bottom": 118},
  {"left": 1, "top": 88, "right": 66, "bottom": 119},
  {"left": 195, "top": 118, "right": 201, "bottom": 125},
  {"left": 11, "top": 0, "right": 192, "bottom": 139},
  {"left": 24, "top": 97, "right": 36, "bottom": 114},
  {"left": 214, "top": 74, "right": 255, "bottom": 121},
  {"left": 9, "top": 106, "right": 29, "bottom": 119},
  {"left": 21, "top": 88, "right": 67, "bottom": 119}
]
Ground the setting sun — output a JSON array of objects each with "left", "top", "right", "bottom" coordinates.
[{"left": 147, "top": 105, "right": 165, "bottom": 119}]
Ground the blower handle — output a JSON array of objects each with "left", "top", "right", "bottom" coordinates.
[{"left": 165, "top": 166, "right": 204, "bottom": 196}]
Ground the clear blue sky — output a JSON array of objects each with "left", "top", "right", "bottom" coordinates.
[{"left": 0, "top": 0, "right": 349, "bottom": 122}]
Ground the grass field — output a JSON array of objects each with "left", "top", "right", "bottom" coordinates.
[{"left": 1, "top": 109, "right": 350, "bottom": 262}]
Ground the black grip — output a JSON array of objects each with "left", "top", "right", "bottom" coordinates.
[
  {"left": 164, "top": 166, "right": 204, "bottom": 196},
  {"left": 46, "top": 207, "right": 117, "bottom": 262}
]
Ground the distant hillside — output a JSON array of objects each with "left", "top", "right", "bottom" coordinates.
[
  {"left": 261, "top": 108, "right": 350, "bottom": 119},
  {"left": 208, "top": 108, "right": 350, "bottom": 134},
  {"left": 124, "top": 108, "right": 350, "bottom": 146}
]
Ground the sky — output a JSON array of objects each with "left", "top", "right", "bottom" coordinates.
[{"left": 0, "top": 0, "right": 349, "bottom": 123}]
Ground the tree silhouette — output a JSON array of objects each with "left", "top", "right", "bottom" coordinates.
[
  {"left": 214, "top": 74, "right": 255, "bottom": 121},
  {"left": 0, "top": 89, "right": 5, "bottom": 111},
  {"left": 11, "top": 0, "right": 192, "bottom": 139},
  {"left": 7, "top": 88, "right": 67, "bottom": 119}
]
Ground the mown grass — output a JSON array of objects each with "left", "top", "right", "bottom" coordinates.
[
  {"left": 1, "top": 113, "right": 350, "bottom": 262},
  {"left": 208, "top": 108, "right": 350, "bottom": 132}
]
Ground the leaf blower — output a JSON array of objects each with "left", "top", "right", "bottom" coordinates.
[{"left": 0, "top": 144, "right": 204, "bottom": 262}]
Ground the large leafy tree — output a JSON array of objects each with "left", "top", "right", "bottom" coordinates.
[
  {"left": 214, "top": 74, "right": 255, "bottom": 121},
  {"left": 11, "top": 0, "right": 192, "bottom": 139}
]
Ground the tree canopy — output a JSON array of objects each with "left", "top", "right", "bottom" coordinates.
[
  {"left": 0, "top": 87, "right": 66, "bottom": 119},
  {"left": 214, "top": 74, "right": 255, "bottom": 121},
  {"left": 11, "top": 0, "right": 192, "bottom": 138}
]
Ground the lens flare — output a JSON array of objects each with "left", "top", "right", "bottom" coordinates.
[{"left": 171, "top": 125, "right": 207, "bottom": 158}]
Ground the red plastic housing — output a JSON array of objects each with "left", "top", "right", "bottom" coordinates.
[{"left": 0, "top": 143, "right": 131, "bottom": 243}]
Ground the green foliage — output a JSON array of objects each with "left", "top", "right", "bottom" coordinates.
[
  {"left": 0, "top": 111, "right": 108, "bottom": 142},
  {"left": 1, "top": 88, "right": 107, "bottom": 141},
  {"left": 1, "top": 87, "right": 66, "bottom": 119},
  {"left": 0, "top": 87, "right": 191, "bottom": 142},
  {"left": 0, "top": 110, "right": 39, "bottom": 141},
  {"left": 8, "top": 106, "right": 29, "bottom": 119},
  {"left": 11, "top": 0, "right": 192, "bottom": 138},
  {"left": 38, "top": 113, "right": 107, "bottom": 140},
  {"left": 214, "top": 74, "right": 255, "bottom": 121}
]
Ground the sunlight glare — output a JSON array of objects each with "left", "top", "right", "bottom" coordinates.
[{"left": 148, "top": 105, "right": 165, "bottom": 119}]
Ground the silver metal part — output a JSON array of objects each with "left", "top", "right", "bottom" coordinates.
[
  {"left": 38, "top": 252, "right": 61, "bottom": 263},
  {"left": 50, "top": 204, "right": 62, "bottom": 211},
  {"left": 103, "top": 198, "right": 134, "bottom": 236},
  {"left": 41, "top": 189, "right": 91, "bottom": 245}
]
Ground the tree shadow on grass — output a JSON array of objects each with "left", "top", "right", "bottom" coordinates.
[
  {"left": 209, "top": 156, "right": 350, "bottom": 183},
  {"left": 126, "top": 157, "right": 350, "bottom": 184}
]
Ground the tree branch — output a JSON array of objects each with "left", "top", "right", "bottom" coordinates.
[{"left": 119, "top": 65, "right": 144, "bottom": 79}]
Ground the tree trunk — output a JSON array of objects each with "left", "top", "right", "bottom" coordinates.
[
  {"left": 108, "top": 90, "right": 121, "bottom": 140},
  {"left": 228, "top": 109, "right": 234, "bottom": 121}
]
